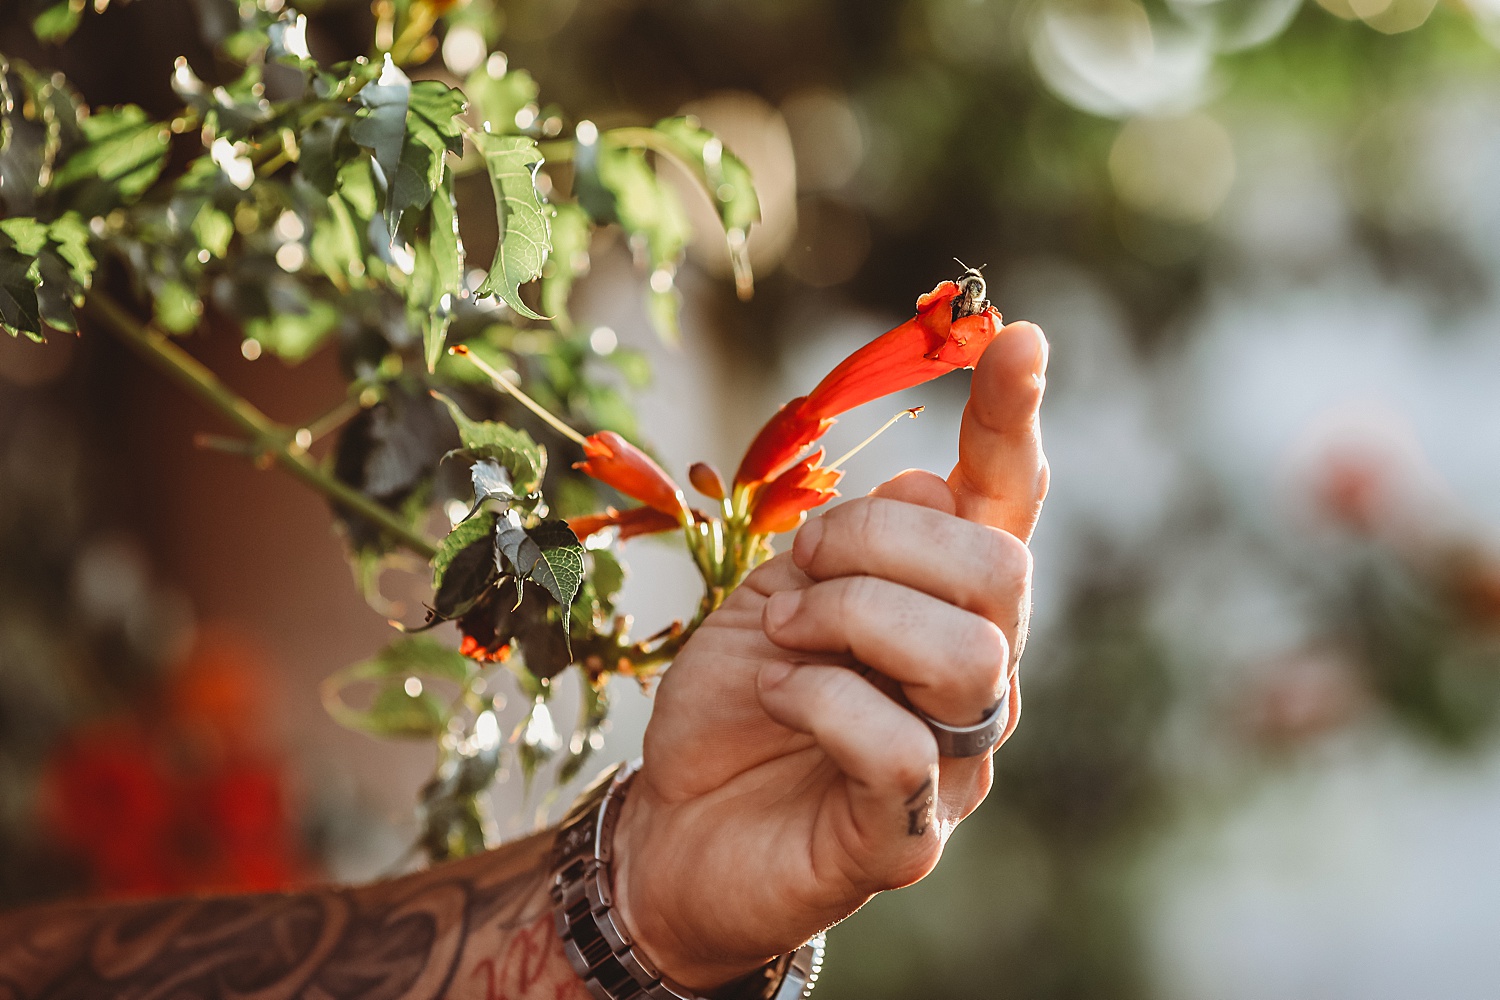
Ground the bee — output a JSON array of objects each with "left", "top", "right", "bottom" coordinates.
[{"left": 951, "top": 259, "right": 989, "bottom": 321}]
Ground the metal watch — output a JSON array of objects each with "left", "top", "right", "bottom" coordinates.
[{"left": 551, "top": 760, "right": 826, "bottom": 1000}]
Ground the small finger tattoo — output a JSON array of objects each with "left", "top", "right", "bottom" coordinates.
[{"left": 904, "top": 777, "right": 934, "bottom": 836}]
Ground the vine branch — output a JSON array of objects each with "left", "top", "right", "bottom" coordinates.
[{"left": 82, "top": 291, "right": 440, "bottom": 561}]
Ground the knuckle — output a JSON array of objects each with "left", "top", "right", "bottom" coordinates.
[
  {"left": 980, "top": 529, "right": 1031, "bottom": 595},
  {"left": 837, "top": 574, "right": 883, "bottom": 622},
  {"left": 964, "top": 618, "right": 1010, "bottom": 691}
]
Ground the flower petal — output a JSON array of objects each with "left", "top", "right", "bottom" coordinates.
[
  {"left": 573, "top": 431, "right": 687, "bottom": 517},
  {"left": 748, "top": 449, "right": 844, "bottom": 535}
]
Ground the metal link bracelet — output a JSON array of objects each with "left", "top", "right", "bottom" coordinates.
[{"left": 551, "top": 761, "right": 826, "bottom": 1000}]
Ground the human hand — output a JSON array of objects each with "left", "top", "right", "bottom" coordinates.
[{"left": 608, "top": 319, "right": 1050, "bottom": 992}]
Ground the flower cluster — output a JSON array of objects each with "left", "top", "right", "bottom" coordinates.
[{"left": 568, "top": 269, "right": 1002, "bottom": 550}]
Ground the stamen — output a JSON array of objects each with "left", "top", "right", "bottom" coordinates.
[
  {"left": 827, "top": 406, "right": 924, "bottom": 471},
  {"left": 449, "top": 344, "right": 588, "bottom": 446}
]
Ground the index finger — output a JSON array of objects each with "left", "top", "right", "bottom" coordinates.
[{"left": 948, "top": 321, "right": 1050, "bottom": 542}]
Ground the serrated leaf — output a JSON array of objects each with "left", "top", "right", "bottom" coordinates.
[
  {"left": 351, "top": 55, "right": 411, "bottom": 196},
  {"left": 433, "top": 509, "right": 498, "bottom": 591},
  {"left": 472, "top": 132, "right": 550, "bottom": 320},
  {"left": 0, "top": 246, "right": 41, "bottom": 340},
  {"left": 299, "top": 117, "right": 348, "bottom": 196},
  {"left": 527, "top": 519, "right": 585, "bottom": 616},
  {"left": 433, "top": 532, "right": 500, "bottom": 620},
  {"left": 433, "top": 392, "right": 545, "bottom": 492}
]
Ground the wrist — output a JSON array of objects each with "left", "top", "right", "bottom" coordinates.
[{"left": 610, "top": 771, "right": 768, "bottom": 993}]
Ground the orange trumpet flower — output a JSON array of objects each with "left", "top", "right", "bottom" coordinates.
[
  {"left": 747, "top": 449, "right": 844, "bottom": 535},
  {"left": 735, "top": 271, "right": 1001, "bottom": 487},
  {"left": 574, "top": 431, "right": 689, "bottom": 519},
  {"left": 569, "top": 505, "right": 684, "bottom": 542}
]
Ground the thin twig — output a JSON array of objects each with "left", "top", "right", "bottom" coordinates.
[{"left": 82, "top": 292, "right": 439, "bottom": 560}]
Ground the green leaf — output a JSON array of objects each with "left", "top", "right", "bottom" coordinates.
[
  {"left": 245, "top": 299, "right": 339, "bottom": 362},
  {"left": 32, "top": 1, "right": 84, "bottom": 44},
  {"left": 578, "top": 138, "right": 690, "bottom": 341},
  {"left": 51, "top": 104, "right": 169, "bottom": 212},
  {"left": 528, "top": 519, "right": 585, "bottom": 613},
  {"left": 192, "top": 207, "right": 234, "bottom": 258},
  {"left": 362, "top": 684, "right": 449, "bottom": 738},
  {"left": 652, "top": 117, "right": 761, "bottom": 233},
  {"left": 351, "top": 55, "right": 411, "bottom": 200},
  {"left": 540, "top": 202, "right": 591, "bottom": 331},
  {"left": 462, "top": 62, "right": 539, "bottom": 135},
  {"left": 299, "top": 117, "right": 348, "bottom": 196},
  {"left": 432, "top": 515, "right": 501, "bottom": 620},
  {"left": 651, "top": 117, "right": 760, "bottom": 296},
  {"left": 0, "top": 218, "right": 48, "bottom": 256},
  {"left": 472, "top": 132, "right": 550, "bottom": 320},
  {"left": 309, "top": 191, "right": 366, "bottom": 287},
  {"left": 322, "top": 635, "right": 476, "bottom": 739},
  {"left": 408, "top": 80, "right": 467, "bottom": 158},
  {"left": 0, "top": 245, "right": 41, "bottom": 340},
  {"left": 419, "top": 178, "right": 463, "bottom": 371},
  {"left": 495, "top": 514, "right": 584, "bottom": 647},
  {"left": 433, "top": 509, "right": 498, "bottom": 592},
  {"left": 49, "top": 212, "right": 95, "bottom": 286},
  {"left": 433, "top": 392, "right": 545, "bottom": 492},
  {"left": 153, "top": 281, "right": 202, "bottom": 334}
]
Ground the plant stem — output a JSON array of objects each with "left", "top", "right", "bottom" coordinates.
[{"left": 82, "top": 291, "right": 439, "bottom": 560}]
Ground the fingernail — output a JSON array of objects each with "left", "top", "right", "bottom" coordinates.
[
  {"left": 759, "top": 661, "right": 793, "bottom": 690},
  {"left": 764, "top": 590, "right": 801, "bottom": 632},
  {"left": 792, "top": 515, "right": 823, "bottom": 568}
]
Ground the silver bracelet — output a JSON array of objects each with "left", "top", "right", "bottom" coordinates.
[{"left": 551, "top": 760, "right": 826, "bottom": 1000}]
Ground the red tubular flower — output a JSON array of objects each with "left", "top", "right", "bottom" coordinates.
[
  {"left": 734, "top": 276, "right": 1002, "bottom": 487},
  {"left": 748, "top": 449, "right": 844, "bottom": 534},
  {"left": 574, "top": 431, "right": 688, "bottom": 519},
  {"left": 569, "top": 505, "right": 684, "bottom": 542}
]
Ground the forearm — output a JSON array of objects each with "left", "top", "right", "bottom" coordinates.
[{"left": 0, "top": 829, "right": 589, "bottom": 1000}]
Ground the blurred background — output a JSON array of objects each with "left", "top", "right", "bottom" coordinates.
[{"left": 5, "top": 0, "right": 1500, "bottom": 996}]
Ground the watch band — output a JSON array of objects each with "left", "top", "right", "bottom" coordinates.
[{"left": 551, "top": 760, "right": 826, "bottom": 1000}]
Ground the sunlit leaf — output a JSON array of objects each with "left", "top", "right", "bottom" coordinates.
[
  {"left": 351, "top": 55, "right": 411, "bottom": 197},
  {"left": 472, "top": 132, "right": 550, "bottom": 320},
  {"left": 51, "top": 104, "right": 169, "bottom": 213},
  {"left": 433, "top": 392, "right": 545, "bottom": 492},
  {"left": 432, "top": 514, "right": 500, "bottom": 620},
  {"left": 463, "top": 62, "right": 539, "bottom": 135},
  {"left": 245, "top": 299, "right": 338, "bottom": 361},
  {"left": 418, "top": 177, "right": 463, "bottom": 371},
  {"left": 31, "top": 1, "right": 84, "bottom": 44}
]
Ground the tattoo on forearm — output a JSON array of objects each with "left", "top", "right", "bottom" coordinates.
[
  {"left": 904, "top": 778, "right": 934, "bottom": 837},
  {"left": 0, "top": 831, "right": 591, "bottom": 1000}
]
